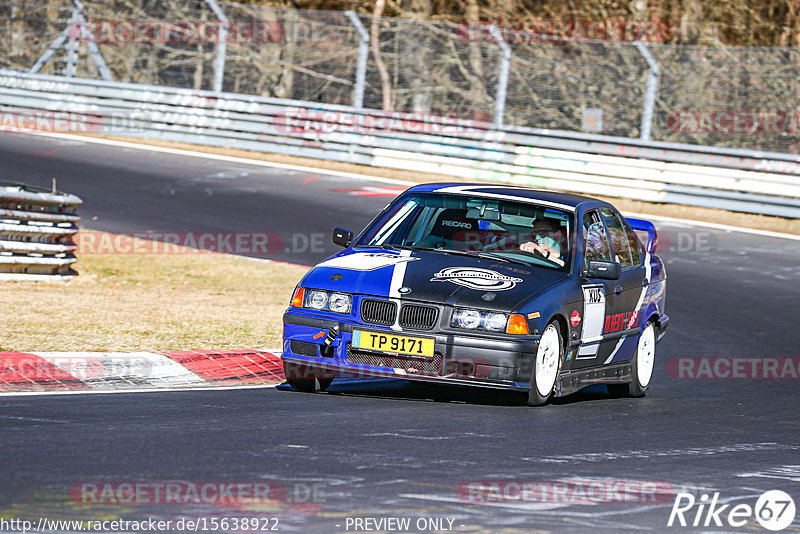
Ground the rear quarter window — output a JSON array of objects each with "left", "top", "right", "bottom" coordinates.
[{"left": 600, "top": 208, "right": 635, "bottom": 268}]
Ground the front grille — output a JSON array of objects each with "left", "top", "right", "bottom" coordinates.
[
  {"left": 399, "top": 304, "right": 438, "bottom": 330},
  {"left": 290, "top": 340, "right": 318, "bottom": 357},
  {"left": 347, "top": 345, "right": 442, "bottom": 376},
  {"left": 360, "top": 298, "right": 397, "bottom": 326}
]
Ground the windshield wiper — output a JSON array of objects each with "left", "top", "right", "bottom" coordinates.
[
  {"left": 476, "top": 252, "right": 532, "bottom": 266},
  {"left": 358, "top": 244, "right": 421, "bottom": 251},
  {"left": 439, "top": 249, "right": 531, "bottom": 266},
  {"left": 358, "top": 245, "right": 531, "bottom": 266}
]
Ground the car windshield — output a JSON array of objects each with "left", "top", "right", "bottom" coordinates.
[{"left": 354, "top": 192, "right": 573, "bottom": 271}]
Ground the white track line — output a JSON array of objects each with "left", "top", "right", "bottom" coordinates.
[
  {"left": 26, "top": 131, "right": 800, "bottom": 242},
  {"left": 623, "top": 211, "right": 800, "bottom": 242},
  {"left": 28, "top": 131, "right": 413, "bottom": 186}
]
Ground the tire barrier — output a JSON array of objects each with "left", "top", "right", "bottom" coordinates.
[{"left": 0, "top": 180, "right": 82, "bottom": 281}]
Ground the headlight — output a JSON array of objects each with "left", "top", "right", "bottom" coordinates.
[
  {"left": 307, "top": 290, "right": 328, "bottom": 310},
  {"left": 300, "top": 289, "right": 352, "bottom": 314},
  {"left": 328, "top": 292, "right": 352, "bottom": 314},
  {"left": 451, "top": 308, "right": 509, "bottom": 332},
  {"left": 483, "top": 312, "right": 508, "bottom": 332},
  {"left": 453, "top": 308, "right": 482, "bottom": 329}
]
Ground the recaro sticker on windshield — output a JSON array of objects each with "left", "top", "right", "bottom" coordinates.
[
  {"left": 440, "top": 220, "right": 473, "bottom": 229},
  {"left": 317, "top": 252, "right": 419, "bottom": 271},
  {"left": 430, "top": 267, "right": 523, "bottom": 291}
]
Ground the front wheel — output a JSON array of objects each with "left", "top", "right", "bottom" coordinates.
[
  {"left": 608, "top": 321, "right": 656, "bottom": 398},
  {"left": 527, "top": 321, "right": 563, "bottom": 406},
  {"left": 284, "top": 362, "right": 335, "bottom": 393}
]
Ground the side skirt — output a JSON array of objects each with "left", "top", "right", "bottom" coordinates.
[{"left": 555, "top": 361, "right": 632, "bottom": 397}]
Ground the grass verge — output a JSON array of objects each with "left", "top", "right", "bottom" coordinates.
[{"left": 0, "top": 232, "right": 309, "bottom": 351}]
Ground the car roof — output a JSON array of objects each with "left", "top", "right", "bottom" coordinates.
[{"left": 406, "top": 183, "right": 610, "bottom": 211}]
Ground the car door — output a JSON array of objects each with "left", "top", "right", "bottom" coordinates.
[
  {"left": 572, "top": 209, "right": 616, "bottom": 369},
  {"left": 594, "top": 207, "right": 646, "bottom": 365}
]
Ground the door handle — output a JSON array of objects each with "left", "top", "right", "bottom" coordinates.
[
  {"left": 643, "top": 278, "right": 649, "bottom": 286},
  {"left": 614, "top": 285, "right": 623, "bottom": 295}
]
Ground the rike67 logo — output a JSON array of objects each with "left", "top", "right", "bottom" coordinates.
[{"left": 668, "top": 490, "right": 796, "bottom": 531}]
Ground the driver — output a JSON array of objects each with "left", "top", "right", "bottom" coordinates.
[{"left": 520, "top": 218, "right": 565, "bottom": 266}]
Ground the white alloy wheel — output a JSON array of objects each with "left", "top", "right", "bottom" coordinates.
[
  {"left": 636, "top": 322, "right": 656, "bottom": 388},
  {"left": 535, "top": 323, "right": 561, "bottom": 398}
]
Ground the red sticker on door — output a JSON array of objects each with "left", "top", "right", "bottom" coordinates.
[{"left": 570, "top": 310, "right": 582, "bottom": 327}]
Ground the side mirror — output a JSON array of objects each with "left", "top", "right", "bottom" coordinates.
[
  {"left": 585, "top": 260, "right": 621, "bottom": 280},
  {"left": 332, "top": 227, "right": 354, "bottom": 248}
]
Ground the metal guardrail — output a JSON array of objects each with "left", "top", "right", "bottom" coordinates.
[
  {"left": 1, "top": 70, "right": 799, "bottom": 218},
  {"left": 0, "top": 181, "right": 82, "bottom": 281}
]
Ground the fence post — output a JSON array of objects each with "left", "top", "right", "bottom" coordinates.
[
  {"left": 204, "top": 0, "right": 228, "bottom": 93},
  {"left": 34, "top": 0, "right": 113, "bottom": 79},
  {"left": 636, "top": 42, "right": 659, "bottom": 141},
  {"left": 488, "top": 25, "right": 510, "bottom": 129},
  {"left": 64, "top": 8, "right": 79, "bottom": 77},
  {"left": 345, "top": 11, "right": 369, "bottom": 109},
  {"left": 72, "top": 0, "right": 113, "bottom": 81},
  {"left": 31, "top": 29, "right": 69, "bottom": 74}
]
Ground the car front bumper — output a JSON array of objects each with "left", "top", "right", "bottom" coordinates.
[{"left": 282, "top": 310, "right": 541, "bottom": 390}]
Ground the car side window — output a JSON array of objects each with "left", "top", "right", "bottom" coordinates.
[
  {"left": 622, "top": 219, "right": 642, "bottom": 266},
  {"left": 600, "top": 208, "right": 634, "bottom": 268},
  {"left": 583, "top": 210, "right": 611, "bottom": 267}
]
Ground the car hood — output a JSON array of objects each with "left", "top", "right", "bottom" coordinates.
[{"left": 301, "top": 247, "right": 569, "bottom": 311}]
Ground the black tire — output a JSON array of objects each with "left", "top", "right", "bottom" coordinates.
[
  {"left": 607, "top": 321, "right": 657, "bottom": 398},
  {"left": 284, "top": 362, "right": 335, "bottom": 393},
  {"left": 527, "top": 321, "right": 564, "bottom": 406}
]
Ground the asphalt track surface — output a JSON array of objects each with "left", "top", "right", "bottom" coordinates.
[{"left": 1, "top": 133, "right": 799, "bottom": 533}]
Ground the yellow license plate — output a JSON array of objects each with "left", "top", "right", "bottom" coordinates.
[{"left": 353, "top": 330, "right": 434, "bottom": 357}]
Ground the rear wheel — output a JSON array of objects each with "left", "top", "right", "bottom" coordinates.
[
  {"left": 608, "top": 321, "right": 656, "bottom": 398},
  {"left": 527, "top": 321, "right": 563, "bottom": 406},
  {"left": 284, "top": 362, "right": 335, "bottom": 393}
]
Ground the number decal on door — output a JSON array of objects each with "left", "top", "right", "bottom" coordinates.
[{"left": 577, "top": 285, "right": 606, "bottom": 359}]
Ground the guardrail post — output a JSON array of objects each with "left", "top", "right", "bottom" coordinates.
[
  {"left": 204, "top": 0, "right": 228, "bottom": 93},
  {"left": 636, "top": 42, "right": 659, "bottom": 141},
  {"left": 345, "top": 11, "right": 369, "bottom": 109},
  {"left": 488, "top": 25, "right": 510, "bottom": 130}
]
